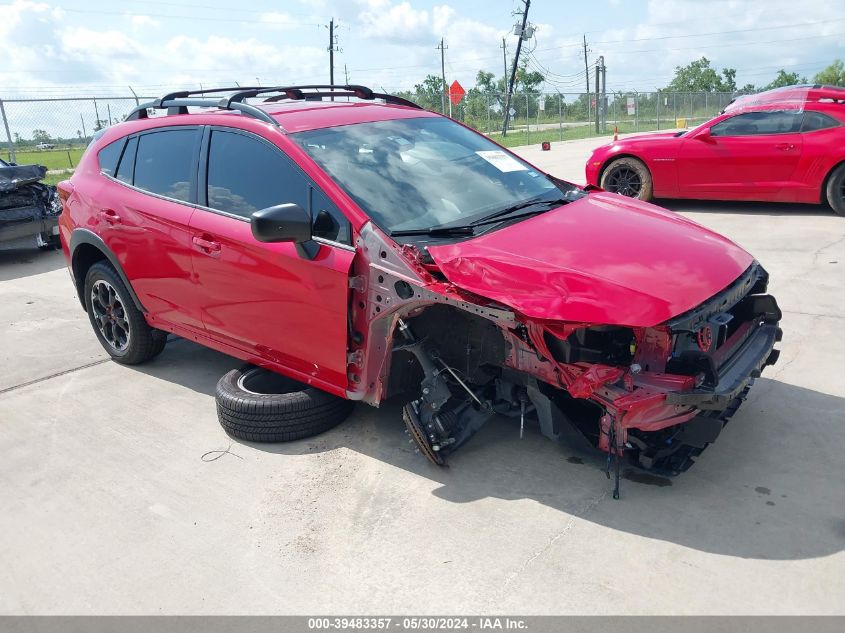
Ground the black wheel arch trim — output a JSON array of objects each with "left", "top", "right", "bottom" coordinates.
[
  {"left": 821, "top": 158, "right": 845, "bottom": 205},
  {"left": 69, "top": 228, "right": 146, "bottom": 313}
]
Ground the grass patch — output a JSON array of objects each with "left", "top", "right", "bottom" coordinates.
[
  {"left": 41, "top": 171, "right": 73, "bottom": 187},
  {"left": 5, "top": 147, "right": 86, "bottom": 170},
  {"left": 487, "top": 120, "right": 673, "bottom": 148}
]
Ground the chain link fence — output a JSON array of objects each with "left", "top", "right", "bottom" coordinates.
[
  {"left": 390, "top": 90, "right": 737, "bottom": 146},
  {"left": 1, "top": 91, "right": 737, "bottom": 172},
  {"left": 0, "top": 96, "right": 152, "bottom": 171}
]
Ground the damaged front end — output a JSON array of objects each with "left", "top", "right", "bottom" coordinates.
[
  {"left": 346, "top": 222, "right": 781, "bottom": 499},
  {"left": 0, "top": 161, "right": 62, "bottom": 249}
]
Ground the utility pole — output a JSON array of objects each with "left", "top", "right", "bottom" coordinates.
[
  {"left": 595, "top": 59, "right": 600, "bottom": 133},
  {"left": 329, "top": 18, "right": 335, "bottom": 85},
  {"left": 600, "top": 57, "right": 607, "bottom": 132},
  {"left": 501, "top": 38, "right": 508, "bottom": 81},
  {"left": 583, "top": 34, "right": 591, "bottom": 126},
  {"left": 344, "top": 64, "right": 349, "bottom": 84},
  {"left": 502, "top": 0, "right": 531, "bottom": 136},
  {"left": 436, "top": 38, "right": 448, "bottom": 115}
]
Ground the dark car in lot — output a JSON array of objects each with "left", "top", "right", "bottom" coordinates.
[
  {"left": 586, "top": 84, "right": 845, "bottom": 215},
  {"left": 57, "top": 84, "right": 782, "bottom": 496},
  {"left": 0, "top": 158, "right": 61, "bottom": 250}
]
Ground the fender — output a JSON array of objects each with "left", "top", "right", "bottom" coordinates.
[{"left": 69, "top": 228, "right": 146, "bottom": 313}]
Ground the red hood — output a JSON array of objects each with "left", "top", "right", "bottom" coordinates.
[{"left": 427, "top": 193, "right": 754, "bottom": 327}]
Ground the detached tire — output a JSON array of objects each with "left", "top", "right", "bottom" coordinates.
[
  {"left": 215, "top": 365, "right": 354, "bottom": 443},
  {"left": 600, "top": 157, "right": 654, "bottom": 201},
  {"left": 825, "top": 163, "right": 845, "bottom": 216}
]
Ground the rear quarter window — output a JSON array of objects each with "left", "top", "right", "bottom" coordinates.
[
  {"left": 801, "top": 111, "right": 840, "bottom": 132},
  {"left": 98, "top": 139, "right": 125, "bottom": 176}
]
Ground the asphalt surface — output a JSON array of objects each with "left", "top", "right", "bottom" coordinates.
[{"left": 1, "top": 136, "right": 843, "bottom": 614}]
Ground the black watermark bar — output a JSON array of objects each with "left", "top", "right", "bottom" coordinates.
[{"left": 2, "top": 617, "right": 845, "bottom": 633}]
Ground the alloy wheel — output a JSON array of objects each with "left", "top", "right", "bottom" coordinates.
[
  {"left": 606, "top": 166, "right": 643, "bottom": 198},
  {"left": 90, "top": 280, "right": 130, "bottom": 352}
]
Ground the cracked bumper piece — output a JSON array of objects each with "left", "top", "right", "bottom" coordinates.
[{"left": 666, "top": 323, "right": 782, "bottom": 410}]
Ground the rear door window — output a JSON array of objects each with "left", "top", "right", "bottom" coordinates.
[
  {"left": 133, "top": 129, "right": 198, "bottom": 203},
  {"left": 711, "top": 111, "right": 802, "bottom": 136},
  {"left": 114, "top": 136, "right": 137, "bottom": 184}
]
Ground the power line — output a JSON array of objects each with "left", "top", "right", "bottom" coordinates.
[
  {"left": 590, "top": 17, "right": 845, "bottom": 45},
  {"left": 20, "top": 6, "right": 322, "bottom": 26}
]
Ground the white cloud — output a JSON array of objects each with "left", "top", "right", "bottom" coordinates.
[
  {"left": 260, "top": 12, "right": 302, "bottom": 30},
  {"left": 130, "top": 15, "right": 159, "bottom": 28}
]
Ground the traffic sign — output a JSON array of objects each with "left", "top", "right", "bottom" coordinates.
[{"left": 449, "top": 80, "right": 466, "bottom": 106}]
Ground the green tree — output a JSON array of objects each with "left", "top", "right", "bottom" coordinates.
[
  {"left": 721, "top": 68, "right": 737, "bottom": 92},
  {"left": 762, "top": 69, "right": 806, "bottom": 91},
  {"left": 813, "top": 59, "right": 845, "bottom": 86},
  {"left": 664, "top": 57, "right": 733, "bottom": 92},
  {"left": 32, "top": 129, "right": 51, "bottom": 142},
  {"left": 410, "top": 74, "right": 446, "bottom": 112}
]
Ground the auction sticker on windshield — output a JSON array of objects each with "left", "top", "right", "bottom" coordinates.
[{"left": 475, "top": 150, "right": 527, "bottom": 172}]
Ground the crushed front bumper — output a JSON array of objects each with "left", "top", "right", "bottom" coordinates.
[{"left": 667, "top": 321, "right": 782, "bottom": 410}]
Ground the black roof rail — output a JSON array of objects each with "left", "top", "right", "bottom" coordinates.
[
  {"left": 161, "top": 86, "right": 264, "bottom": 102},
  {"left": 223, "top": 84, "right": 422, "bottom": 109},
  {"left": 126, "top": 98, "right": 278, "bottom": 126},
  {"left": 124, "top": 83, "right": 422, "bottom": 128}
]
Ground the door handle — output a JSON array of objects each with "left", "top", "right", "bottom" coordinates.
[
  {"left": 775, "top": 143, "right": 795, "bottom": 151},
  {"left": 98, "top": 208, "right": 121, "bottom": 224},
  {"left": 192, "top": 235, "right": 222, "bottom": 256}
]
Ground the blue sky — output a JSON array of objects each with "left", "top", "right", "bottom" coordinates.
[{"left": 2, "top": 0, "right": 844, "bottom": 97}]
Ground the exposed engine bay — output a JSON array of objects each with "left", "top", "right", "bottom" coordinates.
[
  {"left": 346, "top": 223, "right": 782, "bottom": 499},
  {"left": 0, "top": 160, "right": 62, "bottom": 249}
]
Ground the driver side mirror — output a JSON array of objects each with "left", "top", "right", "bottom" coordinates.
[
  {"left": 695, "top": 127, "right": 714, "bottom": 142},
  {"left": 251, "top": 203, "right": 319, "bottom": 259}
]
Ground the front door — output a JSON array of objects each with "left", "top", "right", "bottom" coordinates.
[
  {"left": 678, "top": 110, "right": 803, "bottom": 197},
  {"left": 189, "top": 127, "right": 354, "bottom": 392}
]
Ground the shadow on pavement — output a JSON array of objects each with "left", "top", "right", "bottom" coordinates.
[
  {"left": 658, "top": 198, "right": 835, "bottom": 217},
  {"left": 0, "top": 246, "right": 65, "bottom": 282},
  {"left": 133, "top": 338, "right": 845, "bottom": 562}
]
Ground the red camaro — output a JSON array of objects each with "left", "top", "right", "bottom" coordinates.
[{"left": 586, "top": 85, "right": 845, "bottom": 215}]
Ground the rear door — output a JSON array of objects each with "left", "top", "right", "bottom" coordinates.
[
  {"left": 96, "top": 127, "right": 204, "bottom": 331},
  {"left": 189, "top": 127, "right": 354, "bottom": 391},
  {"left": 677, "top": 110, "right": 803, "bottom": 198}
]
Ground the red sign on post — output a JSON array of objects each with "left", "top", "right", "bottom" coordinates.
[{"left": 449, "top": 80, "right": 465, "bottom": 106}]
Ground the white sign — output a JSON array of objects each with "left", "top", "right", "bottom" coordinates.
[
  {"left": 538, "top": 98, "right": 545, "bottom": 111},
  {"left": 509, "top": 107, "right": 516, "bottom": 117},
  {"left": 475, "top": 150, "right": 528, "bottom": 173},
  {"left": 627, "top": 96, "right": 636, "bottom": 116}
]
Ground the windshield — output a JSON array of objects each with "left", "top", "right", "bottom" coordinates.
[{"left": 293, "top": 117, "right": 560, "bottom": 233}]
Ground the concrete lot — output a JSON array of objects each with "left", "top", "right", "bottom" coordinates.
[{"left": 1, "top": 136, "right": 844, "bottom": 614}]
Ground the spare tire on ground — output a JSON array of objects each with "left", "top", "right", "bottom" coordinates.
[{"left": 215, "top": 365, "right": 354, "bottom": 443}]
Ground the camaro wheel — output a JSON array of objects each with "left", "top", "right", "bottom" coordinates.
[
  {"left": 215, "top": 365, "right": 354, "bottom": 443},
  {"left": 600, "top": 157, "right": 653, "bottom": 201},
  {"left": 83, "top": 261, "right": 167, "bottom": 364},
  {"left": 825, "top": 163, "right": 845, "bottom": 216}
]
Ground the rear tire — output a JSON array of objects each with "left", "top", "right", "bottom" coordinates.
[
  {"left": 216, "top": 365, "right": 353, "bottom": 443},
  {"left": 825, "top": 163, "right": 845, "bottom": 216},
  {"left": 83, "top": 261, "right": 167, "bottom": 364},
  {"left": 600, "top": 157, "right": 654, "bottom": 201}
]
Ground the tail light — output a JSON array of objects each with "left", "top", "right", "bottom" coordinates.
[{"left": 56, "top": 181, "right": 74, "bottom": 209}]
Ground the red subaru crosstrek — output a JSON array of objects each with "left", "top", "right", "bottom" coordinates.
[
  {"left": 586, "top": 84, "right": 845, "bottom": 214},
  {"left": 58, "top": 85, "right": 781, "bottom": 496}
]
